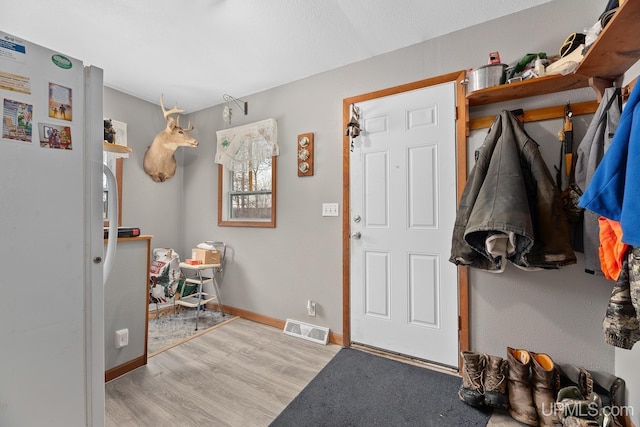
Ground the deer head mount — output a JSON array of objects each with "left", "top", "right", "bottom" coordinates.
[{"left": 143, "top": 94, "right": 198, "bottom": 182}]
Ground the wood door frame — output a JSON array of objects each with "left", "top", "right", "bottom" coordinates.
[{"left": 341, "top": 70, "right": 469, "bottom": 370}]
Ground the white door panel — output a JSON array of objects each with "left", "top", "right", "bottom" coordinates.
[{"left": 350, "top": 82, "right": 458, "bottom": 367}]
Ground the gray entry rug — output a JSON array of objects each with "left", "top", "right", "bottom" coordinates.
[
  {"left": 270, "top": 347, "right": 492, "bottom": 427},
  {"left": 147, "top": 308, "right": 235, "bottom": 355}
]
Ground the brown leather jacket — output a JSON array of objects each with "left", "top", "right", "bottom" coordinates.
[{"left": 449, "top": 110, "right": 576, "bottom": 271}]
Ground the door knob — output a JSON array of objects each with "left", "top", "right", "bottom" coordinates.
[{"left": 351, "top": 231, "right": 361, "bottom": 239}]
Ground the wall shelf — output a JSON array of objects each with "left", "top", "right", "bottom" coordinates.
[
  {"left": 467, "top": 0, "right": 640, "bottom": 107},
  {"left": 104, "top": 141, "right": 132, "bottom": 154},
  {"left": 576, "top": 0, "right": 640, "bottom": 80},
  {"left": 467, "top": 74, "right": 590, "bottom": 106}
]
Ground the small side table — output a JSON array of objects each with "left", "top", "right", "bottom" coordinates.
[{"left": 176, "top": 262, "right": 225, "bottom": 330}]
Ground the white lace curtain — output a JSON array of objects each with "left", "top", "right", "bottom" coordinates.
[{"left": 215, "top": 118, "right": 279, "bottom": 171}]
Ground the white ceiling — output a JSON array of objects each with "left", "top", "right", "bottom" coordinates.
[{"left": 2, "top": 0, "right": 552, "bottom": 112}]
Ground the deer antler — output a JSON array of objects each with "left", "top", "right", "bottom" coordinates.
[
  {"left": 176, "top": 116, "right": 194, "bottom": 131},
  {"left": 160, "top": 94, "right": 184, "bottom": 120}
]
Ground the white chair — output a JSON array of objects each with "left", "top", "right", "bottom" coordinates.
[{"left": 176, "top": 241, "right": 227, "bottom": 330}]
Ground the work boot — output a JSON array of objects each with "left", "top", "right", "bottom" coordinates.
[
  {"left": 531, "top": 352, "right": 561, "bottom": 426},
  {"left": 484, "top": 355, "right": 509, "bottom": 409},
  {"left": 507, "top": 347, "right": 538, "bottom": 426},
  {"left": 458, "top": 351, "right": 486, "bottom": 408}
]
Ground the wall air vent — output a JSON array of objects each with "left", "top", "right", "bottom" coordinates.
[{"left": 283, "top": 319, "right": 330, "bottom": 345}]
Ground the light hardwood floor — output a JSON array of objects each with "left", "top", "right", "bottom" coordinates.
[
  {"left": 105, "top": 317, "right": 341, "bottom": 427},
  {"left": 106, "top": 317, "right": 517, "bottom": 427}
]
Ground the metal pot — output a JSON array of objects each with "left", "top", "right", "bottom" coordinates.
[{"left": 466, "top": 63, "right": 508, "bottom": 93}]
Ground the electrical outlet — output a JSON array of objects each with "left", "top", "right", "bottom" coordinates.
[
  {"left": 115, "top": 328, "right": 129, "bottom": 348},
  {"left": 322, "top": 203, "right": 339, "bottom": 217},
  {"left": 307, "top": 300, "right": 317, "bottom": 316}
]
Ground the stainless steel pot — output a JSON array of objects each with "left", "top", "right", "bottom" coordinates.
[{"left": 466, "top": 64, "right": 507, "bottom": 93}]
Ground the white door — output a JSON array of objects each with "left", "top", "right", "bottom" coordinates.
[{"left": 350, "top": 82, "right": 458, "bottom": 367}]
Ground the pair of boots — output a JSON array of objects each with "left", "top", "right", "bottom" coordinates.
[
  {"left": 458, "top": 351, "right": 508, "bottom": 409},
  {"left": 507, "top": 347, "right": 561, "bottom": 427}
]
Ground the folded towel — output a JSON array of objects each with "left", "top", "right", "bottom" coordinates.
[{"left": 197, "top": 242, "right": 215, "bottom": 250}]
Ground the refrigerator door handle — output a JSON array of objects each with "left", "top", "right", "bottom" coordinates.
[{"left": 103, "top": 164, "right": 118, "bottom": 285}]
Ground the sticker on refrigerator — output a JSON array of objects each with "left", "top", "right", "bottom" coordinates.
[
  {"left": 0, "top": 71, "right": 31, "bottom": 94},
  {"left": 39, "top": 122, "right": 72, "bottom": 149},
  {"left": 2, "top": 98, "right": 32, "bottom": 143},
  {"left": 0, "top": 34, "right": 26, "bottom": 63},
  {"left": 51, "top": 54, "right": 72, "bottom": 70},
  {"left": 48, "top": 82, "right": 72, "bottom": 121}
]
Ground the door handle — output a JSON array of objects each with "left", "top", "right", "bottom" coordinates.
[{"left": 351, "top": 231, "right": 361, "bottom": 239}]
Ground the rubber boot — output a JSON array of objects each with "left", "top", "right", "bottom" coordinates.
[
  {"left": 562, "top": 417, "right": 599, "bottom": 427},
  {"left": 507, "top": 347, "right": 538, "bottom": 426},
  {"left": 484, "top": 354, "right": 509, "bottom": 409},
  {"left": 531, "top": 352, "right": 561, "bottom": 426},
  {"left": 557, "top": 387, "right": 604, "bottom": 426},
  {"left": 557, "top": 386, "right": 589, "bottom": 419},
  {"left": 458, "top": 351, "right": 486, "bottom": 408}
]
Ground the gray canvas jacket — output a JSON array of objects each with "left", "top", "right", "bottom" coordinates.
[
  {"left": 574, "top": 87, "right": 622, "bottom": 275},
  {"left": 450, "top": 110, "right": 576, "bottom": 272}
]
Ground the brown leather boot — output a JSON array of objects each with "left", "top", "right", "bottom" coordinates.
[
  {"left": 484, "top": 355, "right": 509, "bottom": 409},
  {"left": 531, "top": 352, "right": 562, "bottom": 426},
  {"left": 458, "top": 351, "right": 486, "bottom": 408},
  {"left": 507, "top": 347, "right": 538, "bottom": 426}
]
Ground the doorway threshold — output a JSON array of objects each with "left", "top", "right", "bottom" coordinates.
[{"left": 350, "top": 343, "right": 459, "bottom": 376}]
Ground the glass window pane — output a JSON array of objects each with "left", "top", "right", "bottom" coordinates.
[{"left": 230, "top": 193, "right": 272, "bottom": 219}]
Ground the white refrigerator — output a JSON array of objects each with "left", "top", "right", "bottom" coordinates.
[{"left": 0, "top": 31, "right": 106, "bottom": 425}]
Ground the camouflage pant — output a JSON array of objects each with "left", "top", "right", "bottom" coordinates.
[{"left": 603, "top": 246, "right": 640, "bottom": 349}]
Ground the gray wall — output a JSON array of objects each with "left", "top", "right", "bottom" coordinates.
[
  {"left": 104, "top": 238, "right": 149, "bottom": 372},
  {"left": 105, "top": 0, "right": 639, "bottom": 403}
]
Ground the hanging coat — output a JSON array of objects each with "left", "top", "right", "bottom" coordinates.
[
  {"left": 450, "top": 110, "right": 576, "bottom": 272},
  {"left": 574, "top": 87, "right": 622, "bottom": 274},
  {"left": 579, "top": 82, "right": 640, "bottom": 246},
  {"left": 602, "top": 246, "right": 640, "bottom": 350}
]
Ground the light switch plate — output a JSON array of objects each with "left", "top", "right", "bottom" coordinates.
[{"left": 322, "top": 203, "right": 339, "bottom": 217}]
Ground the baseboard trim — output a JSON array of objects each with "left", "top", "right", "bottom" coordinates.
[
  {"left": 105, "top": 354, "right": 146, "bottom": 382},
  {"left": 206, "top": 303, "right": 344, "bottom": 346},
  {"left": 148, "top": 303, "right": 176, "bottom": 318}
]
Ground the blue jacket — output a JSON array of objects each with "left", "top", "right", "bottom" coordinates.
[{"left": 579, "top": 82, "right": 640, "bottom": 246}]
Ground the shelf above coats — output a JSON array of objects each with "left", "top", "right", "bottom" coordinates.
[{"left": 466, "top": 0, "right": 640, "bottom": 107}]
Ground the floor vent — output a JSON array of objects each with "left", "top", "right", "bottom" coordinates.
[{"left": 283, "top": 319, "right": 330, "bottom": 345}]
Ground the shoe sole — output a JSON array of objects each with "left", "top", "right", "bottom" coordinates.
[
  {"left": 484, "top": 391, "right": 508, "bottom": 409},
  {"left": 458, "top": 387, "right": 484, "bottom": 408}
]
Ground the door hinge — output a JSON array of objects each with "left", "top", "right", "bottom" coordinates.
[{"left": 458, "top": 315, "right": 462, "bottom": 330}]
